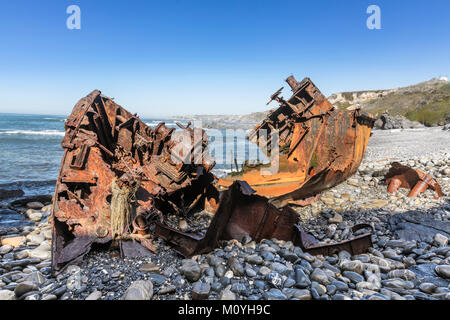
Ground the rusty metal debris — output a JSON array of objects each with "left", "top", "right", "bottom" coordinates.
[
  {"left": 384, "top": 162, "right": 444, "bottom": 199},
  {"left": 51, "top": 90, "right": 217, "bottom": 272},
  {"left": 217, "top": 76, "right": 375, "bottom": 207},
  {"left": 52, "top": 76, "right": 376, "bottom": 273},
  {"left": 156, "top": 180, "right": 373, "bottom": 257}
]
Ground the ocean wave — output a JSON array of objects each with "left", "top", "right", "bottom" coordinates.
[
  {"left": 44, "top": 117, "right": 66, "bottom": 122},
  {"left": 0, "top": 179, "right": 56, "bottom": 189},
  {"left": 0, "top": 130, "right": 65, "bottom": 136},
  {"left": 211, "top": 168, "right": 232, "bottom": 178},
  {"left": 145, "top": 121, "right": 180, "bottom": 127}
]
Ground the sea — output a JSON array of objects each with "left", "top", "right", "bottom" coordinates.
[{"left": 0, "top": 113, "right": 267, "bottom": 202}]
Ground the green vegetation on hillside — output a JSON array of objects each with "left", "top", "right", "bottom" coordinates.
[
  {"left": 405, "top": 99, "right": 450, "bottom": 126},
  {"left": 334, "top": 101, "right": 351, "bottom": 110},
  {"left": 341, "top": 92, "right": 354, "bottom": 101},
  {"left": 333, "top": 79, "right": 450, "bottom": 126}
]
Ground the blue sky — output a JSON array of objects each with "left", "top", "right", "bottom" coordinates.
[{"left": 0, "top": 0, "right": 449, "bottom": 117}]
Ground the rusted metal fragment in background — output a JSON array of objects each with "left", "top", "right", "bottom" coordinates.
[
  {"left": 218, "top": 76, "right": 375, "bottom": 206},
  {"left": 384, "top": 162, "right": 444, "bottom": 199},
  {"left": 52, "top": 90, "right": 216, "bottom": 273},
  {"left": 155, "top": 181, "right": 373, "bottom": 257}
]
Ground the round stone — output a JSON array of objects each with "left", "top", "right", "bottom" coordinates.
[
  {"left": 180, "top": 259, "right": 201, "bottom": 282},
  {"left": 14, "top": 281, "right": 39, "bottom": 297},
  {"left": 435, "top": 265, "right": 450, "bottom": 279},
  {"left": 310, "top": 268, "right": 330, "bottom": 285},
  {"left": 122, "top": 280, "right": 153, "bottom": 300}
]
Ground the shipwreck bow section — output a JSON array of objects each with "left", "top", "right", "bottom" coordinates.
[
  {"left": 218, "top": 76, "right": 376, "bottom": 207},
  {"left": 51, "top": 90, "right": 216, "bottom": 273}
]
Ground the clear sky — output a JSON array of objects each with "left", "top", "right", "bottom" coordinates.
[{"left": 0, "top": 0, "right": 449, "bottom": 117}]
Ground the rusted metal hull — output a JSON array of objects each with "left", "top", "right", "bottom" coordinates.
[
  {"left": 218, "top": 77, "right": 375, "bottom": 207},
  {"left": 51, "top": 90, "right": 216, "bottom": 272}
]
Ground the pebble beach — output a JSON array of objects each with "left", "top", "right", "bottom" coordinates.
[{"left": 0, "top": 126, "right": 449, "bottom": 301}]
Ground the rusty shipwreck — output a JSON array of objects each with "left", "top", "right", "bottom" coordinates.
[{"left": 51, "top": 76, "right": 376, "bottom": 273}]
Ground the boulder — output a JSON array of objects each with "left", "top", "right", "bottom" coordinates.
[
  {"left": 85, "top": 290, "right": 102, "bottom": 300},
  {"left": 0, "top": 290, "right": 15, "bottom": 300},
  {"left": 2, "top": 236, "right": 26, "bottom": 248},
  {"left": 26, "top": 202, "right": 44, "bottom": 210},
  {"left": 180, "top": 259, "right": 201, "bottom": 282},
  {"left": 0, "top": 189, "right": 24, "bottom": 200},
  {"left": 376, "top": 112, "right": 424, "bottom": 130},
  {"left": 25, "top": 209, "right": 43, "bottom": 222},
  {"left": 28, "top": 241, "right": 51, "bottom": 260},
  {"left": 14, "top": 281, "right": 39, "bottom": 297},
  {"left": 122, "top": 280, "right": 153, "bottom": 300}
]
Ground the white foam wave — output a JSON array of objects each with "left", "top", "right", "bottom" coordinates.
[
  {"left": 0, "top": 130, "right": 65, "bottom": 136},
  {"left": 44, "top": 118, "right": 66, "bottom": 122},
  {"left": 145, "top": 121, "right": 179, "bottom": 127},
  {"left": 211, "top": 168, "right": 232, "bottom": 178}
]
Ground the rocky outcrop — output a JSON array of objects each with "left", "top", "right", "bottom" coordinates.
[{"left": 374, "top": 112, "right": 424, "bottom": 130}]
